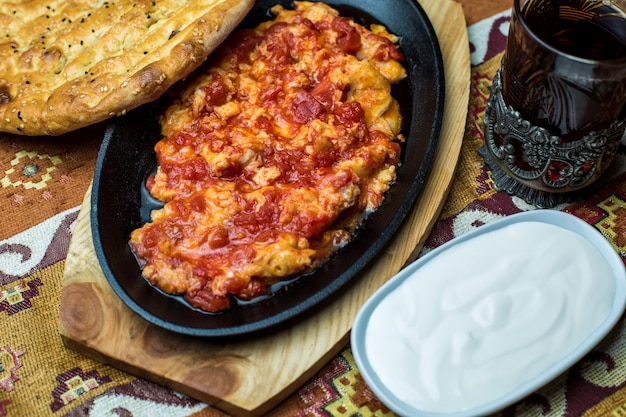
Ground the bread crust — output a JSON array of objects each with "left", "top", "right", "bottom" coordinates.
[{"left": 0, "top": 0, "right": 254, "bottom": 135}]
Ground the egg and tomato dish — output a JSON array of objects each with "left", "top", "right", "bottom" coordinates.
[{"left": 129, "top": 1, "right": 407, "bottom": 312}]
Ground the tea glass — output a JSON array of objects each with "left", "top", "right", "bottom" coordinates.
[{"left": 481, "top": 0, "right": 626, "bottom": 208}]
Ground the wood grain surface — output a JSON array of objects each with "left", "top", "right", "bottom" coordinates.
[{"left": 59, "top": 0, "right": 470, "bottom": 415}]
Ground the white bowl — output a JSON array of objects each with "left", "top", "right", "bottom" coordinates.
[{"left": 351, "top": 210, "right": 626, "bottom": 417}]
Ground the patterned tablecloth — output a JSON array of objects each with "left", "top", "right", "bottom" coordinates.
[{"left": 2, "top": 0, "right": 625, "bottom": 416}]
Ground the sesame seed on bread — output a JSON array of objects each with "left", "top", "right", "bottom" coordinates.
[{"left": 0, "top": 0, "right": 253, "bottom": 135}]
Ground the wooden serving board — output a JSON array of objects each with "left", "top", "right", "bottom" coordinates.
[{"left": 59, "top": 0, "right": 470, "bottom": 415}]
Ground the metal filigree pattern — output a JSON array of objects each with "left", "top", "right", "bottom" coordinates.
[{"left": 483, "top": 68, "right": 625, "bottom": 206}]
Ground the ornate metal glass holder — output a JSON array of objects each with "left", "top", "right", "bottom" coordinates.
[{"left": 481, "top": 68, "right": 625, "bottom": 208}]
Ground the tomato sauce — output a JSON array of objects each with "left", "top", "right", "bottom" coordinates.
[{"left": 130, "top": 1, "right": 407, "bottom": 313}]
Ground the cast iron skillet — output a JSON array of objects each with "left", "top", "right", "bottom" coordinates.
[{"left": 92, "top": 0, "right": 445, "bottom": 338}]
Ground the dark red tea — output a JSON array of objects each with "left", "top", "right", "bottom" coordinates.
[
  {"left": 522, "top": 0, "right": 626, "bottom": 60},
  {"left": 502, "top": 0, "right": 626, "bottom": 141}
]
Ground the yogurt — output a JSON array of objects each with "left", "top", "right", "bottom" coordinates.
[{"left": 364, "top": 221, "right": 615, "bottom": 413}]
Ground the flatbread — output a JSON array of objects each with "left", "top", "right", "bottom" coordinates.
[{"left": 0, "top": 0, "right": 254, "bottom": 136}]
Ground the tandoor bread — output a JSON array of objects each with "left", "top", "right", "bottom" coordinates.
[{"left": 0, "top": 0, "right": 254, "bottom": 136}]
